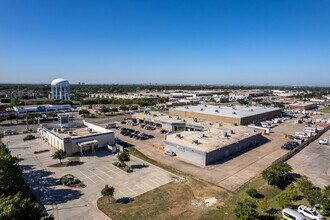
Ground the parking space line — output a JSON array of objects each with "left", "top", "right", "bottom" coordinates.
[
  {"left": 140, "top": 181, "right": 154, "bottom": 190},
  {"left": 95, "top": 168, "right": 113, "bottom": 180},
  {"left": 153, "top": 176, "right": 168, "bottom": 185},
  {"left": 102, "top": 166, "right": 123, "bottom": 177},
  {"left": 135, "top": 184, "right": 147, "bottom": 192},
  {"left": 79, "top": 171, "right": 96, "bottom": 184},
  {"left": 126, "top": 187, "right": 138, "bottom": 196},
  {"left": 148, "top": 178, "right": 162, "bottom": 187},
  {"left": 118, "top": 190, "right": 128, "bottom": 197}
]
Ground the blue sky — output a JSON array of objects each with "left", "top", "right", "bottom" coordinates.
[{"left": 0, "top": 0, "right": 329, "bottom": 86}]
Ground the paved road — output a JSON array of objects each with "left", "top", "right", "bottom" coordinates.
[{"left": 288, "top": 130, "right": 330, "bottom": 188}]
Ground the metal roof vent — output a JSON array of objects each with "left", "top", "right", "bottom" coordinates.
[
  {"left": 232, "top": 111, "right": 236, "bottom": 114},
  {"left": 250, "top": 109, "right": 253, "bottom": 111},
  {"left": 200, "top": 108, "right": 204, "bottom": 111},
  {"left": 200, "top": 133, "right": 205, "bottom": 138},
  {"left": 232, "top": 106, "right": 235, "bottom": 110},
  {"left": 219, "top": 106, "right": 221, "bottom": 108},
  {"left": 220, "top": 131, "right": 227, "bottom": 137},
  {"left": 176, "top": 134, "right": 183, "bottom": 138},
  {"left": 204, "top": 104, "right": 207, "bottom": 107},
  {"left": 192, "top": 140, "right": 199, "bottom": 145},
  {"left": 215, "top": 110, "right": 219, "bottom": 112}
]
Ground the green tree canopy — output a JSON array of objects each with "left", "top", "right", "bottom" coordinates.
[
  {"left": 117, "top": 151, "right": 130, "bottom": 165},
  {"left": 262, "top": 162, "right": 292, "bottom": 186},
  {"left": 101, "top": 184, "right": 115, "bottom": 197},
  {"left": 52, "top": 149, "right": 66, "bottom": 164},
  {"left": 233, "top": 198, "right": 259, "bottom": 220},
  {"left": 0, "top": 192, "right": 42, "bottom": 220}
]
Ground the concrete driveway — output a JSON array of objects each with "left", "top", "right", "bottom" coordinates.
[
  {"left": 288, "top": 130, "right": 330, "bottom": 188},
  {"left": 3, "top": 134, "right": 177, "bottom": 220}
]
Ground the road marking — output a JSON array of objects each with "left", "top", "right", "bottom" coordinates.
[
  {"left": 118, "top": 190, "right": 128, "bottom": 197},
  {"left": 95, "top": 168, "right": 113, "bottom": 179},
  {"left": 148, "top": 178, "right": 162, "bottom": 187},
  {"left": 140, "top": 181, "right": 154, "bottom": 190},
  {"left": 79, "top": 171, "right": 96, "bottom": 184},
  {"left": 126, "top": 187, "right": 138, "bottom": 196},
  {"left": 135, "top": 184, "right": 147, "bottom": 192},
  {"left": 102, "top": 165, "right": 123, "bottom": 176}
]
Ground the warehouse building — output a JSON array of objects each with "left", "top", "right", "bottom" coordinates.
[
  {"left": 164, "top": 125, "right": 262, "bottom": 166},
  {"left": 39, "top": 119, "right": 115, "bottom": 156},
  {"left": 286, "top": 102, "right": 318, "bottom": 111},
  {"left": 169, "top": 105, "right": 282, "bottom": 125}
]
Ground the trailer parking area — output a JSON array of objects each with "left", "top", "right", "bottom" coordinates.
[{"left": 3, "top": 134, "right": 177, "bottom": 220}]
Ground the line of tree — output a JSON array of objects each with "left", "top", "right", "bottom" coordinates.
[{"left": 0, "top": 142, "right": 42, "bottom": 219}]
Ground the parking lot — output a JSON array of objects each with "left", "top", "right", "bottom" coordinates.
[
  {"left": 3, "top": 134, "right": 177, "bottom": 220},
  {"left": 288, "top": 130, "right": 330, "bottom": 188}
]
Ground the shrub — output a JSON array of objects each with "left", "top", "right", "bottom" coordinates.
[
  {"left": 123, "top": 166, "right": 133, "bottom": 173},
  {"left": 60, "top": 177, "right": 69, "bottom": 186},
  {"left": 34, "top": 149, "right": 50, "bottom": 154},
  {"left": 296, "top": 176, "right": 314, "bottom": 193},
  {"left": 276, "top": 191, "right": 293, "bottom": 208},
  {"left": 101, "top": 185, "right": 115, "bottom": 197},
  {"left": 233, "top": 198, "right": 259, "bottom": 220},
  {"left": 258, "top": 198, "right": 271, "bottom": 213},
  {"left": 246, "top": 188, "right": 261, "bottom": 199}
]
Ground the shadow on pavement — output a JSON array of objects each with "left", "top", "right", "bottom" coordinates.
[{"left": 22, "top": 168, "right": 83, "bottom": 206}]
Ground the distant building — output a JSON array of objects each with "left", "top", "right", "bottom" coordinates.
[
  {"left": 169, "top": 105, "right": 282, "bottom": 125},
  {"left": 286, "top": 102, "right": 317, "bottom": 111},
  {"left": 51, "top": 78, "right": 70, "bottom": 100},
  {"left": 13, "top": 104, "right": 71, "bottom": 115}
]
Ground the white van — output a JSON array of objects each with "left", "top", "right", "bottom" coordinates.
[
  {"left": 105, "top": 122, "right": 116, "bottom": 129},
  {"left": 282, "top": 208, "right": 306, "bottom": 220}
]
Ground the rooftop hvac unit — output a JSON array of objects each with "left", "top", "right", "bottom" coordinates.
[
  {"left": 177, "top": 116, "right": 180, "bottom": 120},
  {"left": 200, "top": 108, "right": 204, "bottom": 111},
  {"left": 200, "top": 133, "right": 205, "bottom": 138},
  {"left": 250, "top": 109, "right": 254, "bottom": 111},
  {"left": 169, "top": 115, "right": 172, "bottom": 118},
  {"left": 176, "top": 134, "right": 182, "bottom": 138},
  {"left": 215, "top": 110, "right": 219, "bottom": 112},
  {"left": 220, "top": 131, "right": 227, "bottom": 137},
  {"left": 88, "top": 128, "right": 93, "bottom": 133},
  {"left": 219, "top": 106, "right": 221, "bottom": 108},
  {"left": 185, "top": 106, "right": 189, "bottom": 109},
  {"left": 226, "top": 129, "right": 234, "bottom": 134},
  {"left": 232, "top": 106, "right": 235, "bottom": 110},
  {"left": 192, "top": 140, "right": 199, "bottom": 145},
  {"left": 218, "top": 123, "right": 222, "bottom": 127},
  {"left": 232, "top": 111, "right": 236, "bottom": 114},
  {"left": 204, "top": 104, "right": 207, "bottom": 107}
]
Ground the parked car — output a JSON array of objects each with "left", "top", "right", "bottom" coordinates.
[
  {"left": 297, "top": 205, "right": 324, "bottom": 220},
  {"left": 3, "top": 129, "right": 16, "bottom": 135},
  {"left": 319, "top": 138, "right": 328, "bottom": 145},
  {"left": 144, "top": 126, "right": 156, "bottom": 130},
  {"left": 281, "top": 141, "right": 299, "bottom": 150},
  {"left": 164, "top": 150, "right": 176, "bottom": 157}
]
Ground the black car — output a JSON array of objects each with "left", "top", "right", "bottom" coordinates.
[{"left": 281, "top": 141, "right": 299, "bottom": 150}]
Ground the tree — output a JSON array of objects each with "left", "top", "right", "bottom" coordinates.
[
  {"left": 237, "top": 99, "right": 249, "bottom": 105},
  {"left": 0, "top": 144, "right": 24, "bottom": 196},
  {"left": 233, "top": 198, "right": 259, "bottom": 220},
  {"left": 296, "top": 176, "right": 314, "bottom": 193},
  {"left": 262, "top": 163, "right": 292, "bottom": 186},
  {"left": 276, "top": 191, "right": 292, "bottom": 208},
  {"left": 101, "top": 184, "right": 115, "bottom": 197},
  {"left": 52, "top": 149, "right": 66, "bottom": 164},
  {"left": 0, "top": 192, "right": 42, "bottom": 220},
  {"left": 258, "top": 198, "right": 271, "bottom": 213},
  {"left": 284, "top": 184, "right": 299, "bottom": 200},
  {"left": 117, "top": 151, "right": 130, "bottom": 166}
]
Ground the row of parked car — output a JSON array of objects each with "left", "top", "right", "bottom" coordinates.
[{"left": 117, "top": 127, "right": 154, "bottom": 140}]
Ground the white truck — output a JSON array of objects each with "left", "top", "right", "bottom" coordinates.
[
  {"left": 297, "top": 205, "right": 324, "bottom": 220},
  {"left": 319, "top": 138, "right": 328, "bottom": 145},
  {"left": 105, "top": 122, "right": 116, "bottom": 129}
]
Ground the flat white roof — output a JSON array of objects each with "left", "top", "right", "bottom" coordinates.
[{"left": 172, "top": 105, "right": 281, "bottom": 119}]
